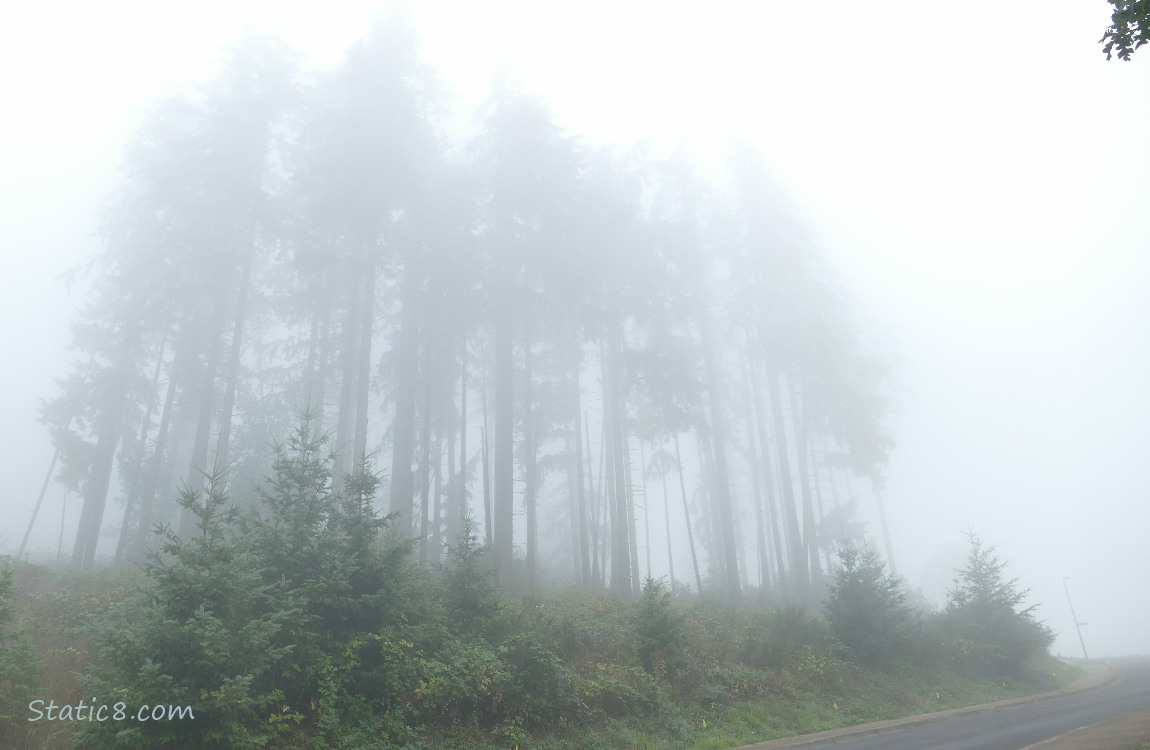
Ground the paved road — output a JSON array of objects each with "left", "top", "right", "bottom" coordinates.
[
  {"left": 738, "top": 657, "right": 1150, "bottom": 750},
  {"left": 1022, "top": 706, "right": 1150, "bottom": 750}
]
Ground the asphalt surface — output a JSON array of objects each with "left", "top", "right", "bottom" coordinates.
[
  {"left": 1019, "top": 706, "right": 1150, "bottom": 750},
  {"left": 734, "top": 657, "right": 1150, "bottom": 750}
]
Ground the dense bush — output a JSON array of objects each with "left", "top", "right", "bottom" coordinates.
[
  {"left": 530, "top": 590, "right": 632, "bottom": 665},
  {"left": 735, "top": 605, "right": 839, "bottom": 673}
]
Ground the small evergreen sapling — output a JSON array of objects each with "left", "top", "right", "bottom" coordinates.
[
  {"left": 943, "top": 533, "right": 1053, "bottom": 678},
  {"left": 824, "top": 541, "right": 911, "bottom": 671},
  {"left": 74, "top": 471, "right": 296, "bottom": 750},
  {"left": 634, "top": 577, "right": 686, "bottom": 678}
]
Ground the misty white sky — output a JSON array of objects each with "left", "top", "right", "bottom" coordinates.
[{"left": 2, "top": 1, "right": 1147, "bottom": 657}]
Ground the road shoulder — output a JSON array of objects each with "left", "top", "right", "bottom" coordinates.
[
  {"left": 1019, "top": 706, "right": 1150, "bottom": 750},
  {"left": 734, "top": 661, "right": 1114, "bottom": 750}
]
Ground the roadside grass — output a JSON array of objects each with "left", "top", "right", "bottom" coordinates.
[
  {"left": 568, "top": 654, "right": 1079, "bottom": 750},
  {"left": 419, "top": 655, "right": 1081, "bottom": 750}
]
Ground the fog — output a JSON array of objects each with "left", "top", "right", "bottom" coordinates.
[{"left": 2, "top": 0, "right": 1148, "bottom": 661}]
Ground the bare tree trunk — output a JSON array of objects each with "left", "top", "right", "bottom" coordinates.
[
  {"left": 697, "top": 437, "right": 718, "bottom": 580},
  {"left": 71, "top": 426, "right": 114, "bottom": 568},
  {"left": 788, "top": 373, "right": 823, "bottom": 588},
  {"left": 115, "top": 333, "right": 168, "bottom": 562},
  {"left": 155, "top": 390, "right": 196, "bottom": 528},
  {"left": 214, "top": 231, "right": 255, "bottom": 471},
  {"left": 431, "top": 433, "right": 443, "bottom": 565},
  {"left": 178, "top": 285, "right": 230, "bottom": 539},
  {"left": 389, "top": 274, "right": 420, "bottom": 536},
  {"left": 639, "top": 442, "right": 651, "bottom": 582},
  {"left": 699, "top": 311, "right": 740, "bottom": 600},
  {"left": 739, "top": 351, "right": 770, "bottom": 588},
  {"left": 455, "top": 336, "right": 468, "bottom": 543},
  {"left": 625, "top": 431, "right": 641, "bottom": 593},
  {"left": 332, "top": 271, "right": 363, "bottom": 493},
  {"left": 812, "top": 440, "right": 834, "bottom": 576},
  {"left": 659, "top": 442, "right": 676, "bottom": 589},
  {"left": 586, "top": 409, "right": 602, "bottom": 590},
  {"left": 602, "top": 333, "right": 631, "bottom": 598},
  {"left": 72, "top": 382, "right": 126, "bottom": 569},
  {"left": 352, "top": 246, "right": 378, "bottom": 469},
  {"left": 873, "top": 480, "right": 898, "bottom": 576},
  {"left": 673, "top": 432, "right": 704, "bottom": 596},
  {"left": 523, "top": 333, "right": 538, "bottom": 591},
  {"left": 603, "top": 362, "right": 619, "bottom": 592},
  {"left": 481, "top": 370, "right": 493, "bottom": 549},
  {"left": 749, "top": 350, "right": 787, "bottom": 593},
  {"left": 446, "top": 404, "right": 458, "bottom": 549},
  {"left": 765, "top": 358, "right": 809, "bottom": 602},
  {"left": 419, "top": 349, "right": 432, "bottom": 564},
  {"left": 564, "top": 433, "right": 582, "bottom": 582},
  {"left": 493, "top": 309, "right": 515, "bottom": 587},
  {"left": 18, "top": 447, "right": 59, "bottom": 561},
  {"left": 133, "top": 352, "right": 181, "bottom": 556},
  {"left": 570, "top": 346, "right": 590, "bottom": 587},
  {"left": 57, "top": 490, "right": 68, "bottom": 563},
  {"left": 304, "top": 294, "right": 321, "bottom": 408},
  {"left": 307, "top": 295, "right": 332, "bottom": 431}
]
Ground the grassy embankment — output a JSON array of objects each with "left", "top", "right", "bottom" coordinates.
[{"left": 3, "top": 564, "right": 1078, "bottom": 750}]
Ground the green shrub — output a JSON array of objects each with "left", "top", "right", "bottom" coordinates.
[
  {"left": 0, "top": 564, "right": 43, "bottom": 745},
  {"left": 409, "top": 634, "right": 511, "bottom": 727},
  {"left": 696, "top": 663, "right": 784, "bottom": 706},
  {"left": 575, "top": 662, "right": 663, "bottom": 719},
  {"left": 500, "top": 630, "right": 578, "bottom": 726},
  {"left": 530, "top": 590, "right": 631, "bottom": 665},
  {"left": 738, "top": 605, "right": 836, "bottom": 672}
]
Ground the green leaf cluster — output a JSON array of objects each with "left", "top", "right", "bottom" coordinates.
[{"left": 1102, "top": 0, "right": 1150, "bottom": 60}]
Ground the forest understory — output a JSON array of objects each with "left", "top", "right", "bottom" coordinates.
[
  {"left": 0, "top": 422, "right": 1065, "bottom": 749},
  {"left": 0, "top": 555, "right": 1075, "bottom": 750},
  {"left": 4, "top": 10, "right": 1071, "bottom": 750}
]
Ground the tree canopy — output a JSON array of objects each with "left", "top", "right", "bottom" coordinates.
[
  {"left": 1101, "top": 0, "right": 1150, "bottom": 60},
  {"left": 38, "top": 13, "right": 895, "bottom": 608}
]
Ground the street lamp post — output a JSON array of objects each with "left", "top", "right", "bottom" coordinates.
[{"left": 1061, "top": 577, "right": 1089, "bottom": 661}]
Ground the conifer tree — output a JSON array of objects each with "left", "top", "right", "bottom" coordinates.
[
  {"left": 825, "top": 541, "right": 910, "bottom": 671},
  {"left": 944, "top": 533, "right": 1053, "bottom": 677}
]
